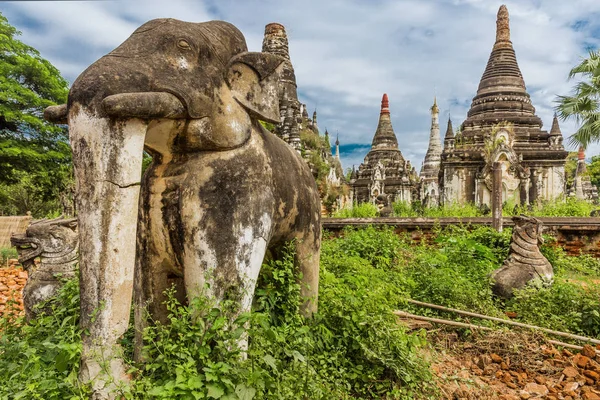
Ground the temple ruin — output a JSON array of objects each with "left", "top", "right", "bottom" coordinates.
[
  {"left": 261, "top": 23, "right": 347, "bottom": 213},
  {"left": 350, "top": 94, "right": 419, "bottom": 204},
  {"left": 420, "top": 98, "right": 442, "bottom": 207},
  {"left": 261, "top": 23, "right": 320, "bottom": 149},
  {"left": 439, "top": 5, "right": 568, "bottom": 207}
]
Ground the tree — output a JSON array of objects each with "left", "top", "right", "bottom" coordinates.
[
  {"left": 555, "top": 50, "right": 600, "bottom": 149},
  {"left": 587, "top": 155, "right": 600, "bottom": 190},
  {"left": 0, "top": 12, "right": 71, "bottom": 217}
]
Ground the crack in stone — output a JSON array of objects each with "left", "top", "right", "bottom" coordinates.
[{"left": 104, "top": 180, "right": 141, "bottom": 189}]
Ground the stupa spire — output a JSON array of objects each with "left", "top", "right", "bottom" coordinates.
[
  {"left": 463, "top": 5, "right": 540, "bottom": 129},
  {"left": 371, "top": 93, "right": 398, "bottom": 149},
  {"left": 445, "top": 116, "right": 454, "bottom": 139},
  {"left": 495, "top": 5, "right": 510, "bottom": 46},
  {"left": 421, "top": 98, "right": 442, "bottom": 176},
  {"left": 550, "top": 113, "right": 562, "bottom": 135},
  {"left": 380, "top": 93, "right": 390, "bottom": 115},
  {"left": 262, "top": 23, "right": 290, "bottom": 60},
  {"left": 431, "top": 96, "right": 439, "bottom": 114}
]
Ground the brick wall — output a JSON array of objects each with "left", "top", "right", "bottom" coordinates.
[{"left": 0, "top": 259, "right": 27, "bottom": 317}]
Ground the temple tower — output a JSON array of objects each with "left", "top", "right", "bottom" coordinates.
[
  {"left": 440, "top": 5, "right": 567, "bottom": 206},
  {"left": 420, "top": 98, "right": 442, "bottom": 206},
  {"left": 351, "top": 94, "right": 417, "bottom": 204},
  {"left": 443, "top": 116, "right": 454, "bottom": 149},
  {"left": 261, "top": 23, "right": 301, "bottom": 150}
]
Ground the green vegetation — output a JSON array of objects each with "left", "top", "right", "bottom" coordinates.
[
  {"left": 0, "top": 247, "right": 17, "bottom": 265},
  {"left": 556, "top": 49, "right": 600, "bottom": 148},
  {"left": 392, "top": 201, "right": 482, "bottom": 218},
  {"left": 504, "top": 196, "right": 597, "bottom": 217},
  {"left": 334, "top": 197, "right": 598, "bottom": 218},
  {"left": 2, "top": 225, "right": 598, "bottom": 399},
  {"left": 0, "top": 239, "right": 433, "bottom": 399},
  {"left": 333, "top": 202, "right": 379, "bottom": 218},
  {"left": 0, "top": 12, "right": 72, "bottom": 217}
]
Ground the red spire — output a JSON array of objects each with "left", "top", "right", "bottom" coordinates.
[
  {"left": 380, "top": 93, "right": 390, "bottom": 115},
  {"left": 578, "top": 146, "right": 585, "bottom": 161}
]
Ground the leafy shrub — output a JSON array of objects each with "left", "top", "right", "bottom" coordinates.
[
  {"left": 506, "top": 281, "right": 600, "bottom": 337},
  {"left": 0, "top": 247, "right": 18, "bottom": 265},
  {"left": 533, "top": 196, "right": 596, "bottom": 217},
  {"left": 2, "top": 224, "right": 599, "bottom": 399},
  {"left": 348, "top": 196, "right": 596, "bottom": 218},
  {"left": 392, "top": 201, "right": 420, "bottom": 217},
  {"left": 0, "top": 277, "right": 86, "bottom": 399},
  {"left": 406, "top": 227, "right": 505, "bottom": 315},
  {"left": 422, "top": 202, "right": 482, "bottom": 218},
  {"left": 0, "top": 241, "right": 433, "bottom": 399},
  {"left": 333, "top": 202, "right": 379, "bottom": 218}
]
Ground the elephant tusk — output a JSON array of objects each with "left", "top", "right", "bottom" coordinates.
[
  {"left": 44, "top": 104, "right": 68, "bottom": 124},
  {"left": 102, "top": 92, "right": 187, "bottom": 119}
]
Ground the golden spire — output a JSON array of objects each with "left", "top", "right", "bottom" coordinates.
[{"left": 431, "top": 96, "right": 439, "bottom": 114}]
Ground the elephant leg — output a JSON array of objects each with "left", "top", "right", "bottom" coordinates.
[
  {"left": 134, "top": 172, "right": 185, "bottom": 361},
  {"left": 178, "top": 190, "right": 271, "bottom": 349},
  {"left": 294, "top": 228, "right": 321, "bottom": 317},
  {"left": 70, "top": 113, "right": 148, "bottom": 399}
]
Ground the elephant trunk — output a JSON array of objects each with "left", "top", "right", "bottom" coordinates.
[{"left": 69, "top": 104, "right": 148, "bottom": 396}]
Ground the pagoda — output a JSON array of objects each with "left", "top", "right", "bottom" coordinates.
[
  {"left": 420, "top": 98, "right": 442, "bottom": 206},
  {"left": 350, "top": 94, "right": 418, "bottom": 204},
  {"left": 440, "top": 5, "right": 567, "bottom": 206}
]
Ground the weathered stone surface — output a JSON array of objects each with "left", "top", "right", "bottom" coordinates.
[
  {"left": 440, "top": 5, "right": 567, "bottom": 207},
  {"left": 350, "top": 94, "right": 418, "bottom": 205},
  {"left": 10, "top": 217, "right": 78, "bottom": 320},
  {"left": 48, "top": 19, "right": 322, "bottom": 399},
  {"left": 491, "top": 216, "right": 553, "bottom": 298}
]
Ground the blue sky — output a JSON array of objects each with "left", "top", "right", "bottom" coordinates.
[{"left": 3, "top": 0, "right": 600, "bottom": 170}]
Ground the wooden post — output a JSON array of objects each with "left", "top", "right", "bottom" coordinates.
[{"left": 492, "top": 161, "right": 502, "bottom": 232}]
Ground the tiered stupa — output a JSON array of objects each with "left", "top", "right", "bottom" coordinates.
[
  {"left": 261, "top": 23, "right": 301, "bottom": 149},
  {"left": 420, "top": 98, "right": 442, "bottom": 206},
  {"left": 439, "top": 5, "right": 567, "bottom": 206},
  {"left": 350, "top": 94, "right": 418, "bottom": 204}
]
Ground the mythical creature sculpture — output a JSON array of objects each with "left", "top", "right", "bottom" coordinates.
[
  {"left": 375, "top": 194, "right": 392, "bottom": 217},
  {"left": 44, "top": 19, "right": 321, "bottom": 399},
  {"left": 491, "top": 216, "right": 553, "bottom": 298},
  {"left": 10, "top": 217, "right": 78, "bottom": 319}
]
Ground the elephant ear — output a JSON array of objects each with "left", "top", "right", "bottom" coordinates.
[{"left": 226, "top": 52, "right": 285, "bottom": 124}]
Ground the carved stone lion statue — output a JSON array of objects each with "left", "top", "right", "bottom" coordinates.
[
  {"left": 491, "top": 215, "right": 553, "bottom": 298},
  {"left": 10, "top": 217, "right": 78, "bottom": 319}
]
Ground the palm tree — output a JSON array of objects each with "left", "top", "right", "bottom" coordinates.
[{"left": 556, "top": 50, "right": 600, "bottom": 149}]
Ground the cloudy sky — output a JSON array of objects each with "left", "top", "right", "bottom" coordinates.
[{"left": 3, "top": 0, "right": 600, "bottom": 171}]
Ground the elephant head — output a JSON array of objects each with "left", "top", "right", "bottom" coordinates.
[{"left": 46, "top": 19, "right": 286, "bottom": 398}]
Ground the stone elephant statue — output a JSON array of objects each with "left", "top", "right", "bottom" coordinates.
[{"left": 45, "top": 19, "right": 321, "bottom": 399}]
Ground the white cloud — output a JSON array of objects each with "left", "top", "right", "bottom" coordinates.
[{"left": 3, "top": 0, "right": 600, "bottom": 169}]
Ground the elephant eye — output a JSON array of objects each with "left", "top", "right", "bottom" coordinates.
[{"left": 177, "top": 39, "right": 192, "bottom": 50}]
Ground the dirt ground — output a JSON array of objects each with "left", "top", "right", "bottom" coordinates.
[{"left": 426, "top": 328, "right": 600, "bottom": 399}]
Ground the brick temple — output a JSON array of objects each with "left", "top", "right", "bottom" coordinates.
[
  {"left": 439, "top": 5, "right": 568, "bottom": 207},
  {"left": 350, "top": 94, "right": 419, "bottom": 204}
]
